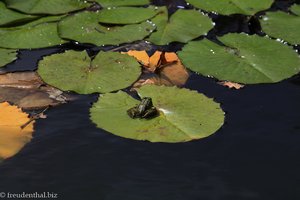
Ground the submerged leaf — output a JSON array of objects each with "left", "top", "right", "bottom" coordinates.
[
  {"left": 94, "top": 0, "right": 150, "bottom": 7},
  {"left": 4, "top": 0, "right": 90, "bottom": 15},
  {"left": 90, "top": 85, "right": 224, "bottom": 143},
  {"left": 38, "top": 50, "right": 141, "bottom": 94},
  {"left": 148, "top": 7, "right": 214, "bottom": 45},
  {"left": 260, "top": 5, "right": 300, "bottom": 45},
  {"left": 0, "top": 48, "right": 17, "bottom": 67},
  {"left": 0, "top": 102, "right": 34, "bottom": 159},
  {"left": 178, "top": 33, "right": 300, "bottom": 84},
  {"left": 186, "top": 0, "right": 273, "bottom": 15}
]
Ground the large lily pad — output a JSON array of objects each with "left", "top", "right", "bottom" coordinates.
[
  {"left": 95, "top": 0, "right": 150, "bottom": 7},
  {"left": 4, "top": 0, "right": 90, "bottom": 15},
  {"left": 148, "top": 7, "right": 214, "bottom": 45},
  {"left": 260, "top": 5, "right": 300, "bottom": 45},
  {"left": 178, "top": 33, "right": 300, "bottom": 84},
  {"left": 58, "top": 10, "right": 156, "bottom": 46},
  {"left": 0, "top": 1, "right": 38, "bottom": 26},
  {"left": 38, "top": 50, "right": 141, "bottom": 94},
  {"left": 186, "top": 0, "right": 273, "bottom": 15},
  {"left": 0, "top": 16, "right": 65, "bottom": 49},
  {"left": 0, "top": 48, "right": 17, "bottom": 67},
  {"left": 90, "top": 85, "right": 224, "bottom": 143}
]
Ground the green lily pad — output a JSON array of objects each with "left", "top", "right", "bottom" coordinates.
[
  {"left": 95, "top": 0, "right": 150, "bottom": 7},
  {"left": 38, "top": 50, "right": 141, "bottom": 94},
  {"left": 260, "top": 5, "right": 300, "bottom": 45},
  {"left": 90, "top": 85, "right": 224, "bottom": 143},
  {"left": 4, "top": 0, "right": 90, "bottom": 15},
  {"left": 0, "top": 16, "right": 65, "bottom": 49},
  {"left": 178, "top": 33, "right": 300, "bottom": 84},
  {"left": 58, "top": 10, "right": 156, "bottom": 46},
  {"left": 148, "top": 8, "right": 214, "bottom": 45},
  {"left": 186, "top": 0, "right": 273, "bottom": 15},
  {"left": 0, "top": 1, "right": 38, "bottom": 26},
  {"left": 0, "top": 48, "right": 17, "bottom": 67}
]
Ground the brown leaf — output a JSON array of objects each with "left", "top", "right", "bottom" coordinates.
[{"left": 218, "top": 81, "right": 245, "bottom": 89}]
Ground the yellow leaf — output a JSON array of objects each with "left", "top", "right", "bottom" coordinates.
[{"left": 0, "top": 102, "right": 34, "bottom": 159}]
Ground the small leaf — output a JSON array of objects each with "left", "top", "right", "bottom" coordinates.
[
  {"left": 178, "top": 33, "right": 300, "bottom": 84},
  {"left": 0, "top": 102, "right": 34, "bottom": 159},
  {"left": 38, "top": 50, "right": 141, "bottom": 94},
  {"left": 148, "top": 7, "right": 214, "bottom": 45},
  {"left": 4, "top": 0, "right": 90, "bottom": 15},
  {"left": 94, "top": 0, "right": 150, "bottom": 7},
  {"left": 186, "top": 0, "right": 273, "bottom": 15},
  {"left": 90, "top": 85, "right": 224, "bottom": 143},
  {"left": 260, "top": 5, "right": 300, "bottom": 45},
  {"left": 0, "top": 48, "right": 17, "bottom": 67},
  {"left": 218, "top": 81, "right": 244, "bottom": 89}
]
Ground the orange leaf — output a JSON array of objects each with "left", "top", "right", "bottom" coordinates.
[
  {"left": 0, "top": 102, "right": 34, "bottom": 159},
  {"left": 218, "top": 81, "right": 244, "bottom": 89},
  {"left": 124, "top": 50, "right": 150, "bottom": 66}
]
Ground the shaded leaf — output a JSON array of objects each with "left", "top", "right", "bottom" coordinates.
[
  {"left": 178, "top": 33, "right": 300, "bottom": 84},
  {"left": 186, "top": 0, "right": 273, "bottom": 15},
  {"left": 4, "top": 0, "right": 90, "bottom": 15},
  {"left": 38, "top": 50, "right": 141, "bottom": 94},
  {"left": 0, "top": 102, "right": 34, "bottom": 159},
  {"left": 90, "top": 85, "right": 224, "bottom": 143},
  {"left": 148, "top": 7, "right": 214, "bottom": 45},
  {"left": 94, "top": 0, "right": 150, "bottom": 7},
  {"left": 260, "top": 5, "right": 300, "bottom": 45},
  {"left": 0, "top": 48, "right": 17, "bottom": 67}
]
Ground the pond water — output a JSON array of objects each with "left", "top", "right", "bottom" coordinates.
[{"left": 0, "top": 0, "right": 299, "bottom": 200}]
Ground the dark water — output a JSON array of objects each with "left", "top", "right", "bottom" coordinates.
[{"left": 0, "top": 0, "right": 300, "bottom": 200}]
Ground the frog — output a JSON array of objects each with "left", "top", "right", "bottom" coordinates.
[{"left": 127, "top": 97, "right": 159, "bottom": 119}]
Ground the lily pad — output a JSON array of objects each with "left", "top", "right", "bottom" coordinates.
[
  {"left": 94, "top": 0, "right": 150, "bottom": 7},
  {"left": 0, "top": 16, "right": 65, "bottom": 49},
  {"left": 178, "top": 33, "right": 300, "bottom": 84},
  {"left": 148, "top": 7, "right": 214, "bottom": 45},
  {"left": 0, "top": 48, "right": 17, "bottom": 67},
  {"left": 4, "top": 0, "right": 90, "bottom": 15},
  {"left": 260, "top": 4, "right": 300, "bottom": 45},
  {"left": 90, "top": 85, "right": 224, "bottom": 143},
  {"left": 186, "top": 0, "right": 273, "bottom": 15},
  {"left": 58, "top": 10, "right": 156, "bottom": 46},
  {"left": 38, "top": 50, "right": 141, "bottom": 94},
  {"left": 0, "top": 1, "right": 38, "bottom": 26}
]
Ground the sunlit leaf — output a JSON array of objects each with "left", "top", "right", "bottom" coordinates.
[
  {"left": 94, "top": 0, "right": 150, "bottom": 7},
  {"left": 260, "top": 5, "right": 300, "bottom": 45},
  {"left": 186, "top": 0, "right": 273, "bottom": 15},
  {"left": 218, "top": 81, "right": 244, "bottom": 89},
  {"left": 90, "top": 85, "right": 224, "bottom": 143},
  {"left": 38, "top": 50, "right": 141, "bottom": 94},
  {"left": 58, "top": 10, "right": 156, "bottom": 46},
  {"left": 178, "top": 33, "right": 300, "bottom": 84},
  {"left": 0, "top": 102, "right": 34, "bottom": 159},
  {"left": 4, "top": 0, "right": 90, "bottom": 15},
  {"left": 0, "top": 48, "right": 17, "bottom": 67},
  {"left": 148, "top": 7, "right": 213, "bottom": 45}
]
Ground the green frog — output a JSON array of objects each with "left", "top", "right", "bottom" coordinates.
[{"left": 127, "top": 97, "right": 159, "bottom": 119}]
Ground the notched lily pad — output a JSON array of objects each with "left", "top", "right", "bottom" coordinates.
[
  {"left": 38, "top": 50, "right": 141, "bottom": 94},
  {"left": 178, "top": 33, "right": 300, "bottom": 84},
  {"left": 90, "top": 85, "right": 224, "bottom": 143},
  {"left": 0, "top": 48, "right": 17, "bottom": 67}
]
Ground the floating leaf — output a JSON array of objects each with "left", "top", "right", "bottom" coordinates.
[
  {"left": 218, "top": 81, "right": 244, "bottom": 89},
  {"left": 58, "top": 10, "right": 156, "bottom": 46},
  {"left": 0, "top": 72, "right": 68, "bottom": 109},
  {"left": 0, "top": 1, "right": 38, "bottom": 26},
  {"left": 0, "top": 48, "right": 17, "bottom": 67},
  {"left": 90, "top": 85, "right": 224, "bottom": 143},
  {"left": 0, "top": 16, "right": 65, "bottom": 49},
  {"left": 4, "top": 0, "right": 90, "bottom": 15},
  {"left": 38, "top": 50, "right": 141, "bottom": 94},
  {"left": 94, "top": 0, "right": 150, "bottom": 7},
  {"left": 0, "top": 102, "right": 34, "bottom": 159},
  {"left": 260, "top": 5, "right": 300, "bottom": 45},
  {"left": 148, "top": 7, "right": 214, "bottom": 45},
  {"left": 178, "top": 33, "right": 300, "bottom": 84},
  {"left": 186, "top": 0, "right": 273, "bottom": 15}
]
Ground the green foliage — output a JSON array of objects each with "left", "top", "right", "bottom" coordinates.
[
  {"left": 0, "top": 48, "right": 17, "bottom": 67},
  {"left": 178, "top": 33, "right": 300, "bottom": 84},
  {"left": 95, "top": 0, "right": 150, "bottom": 7},
  {"left": 90, "top": 85, "right": 224, "bottom": 143},
  {"left": 38, "top": 50, "right": 141, "bottom": 94}
]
